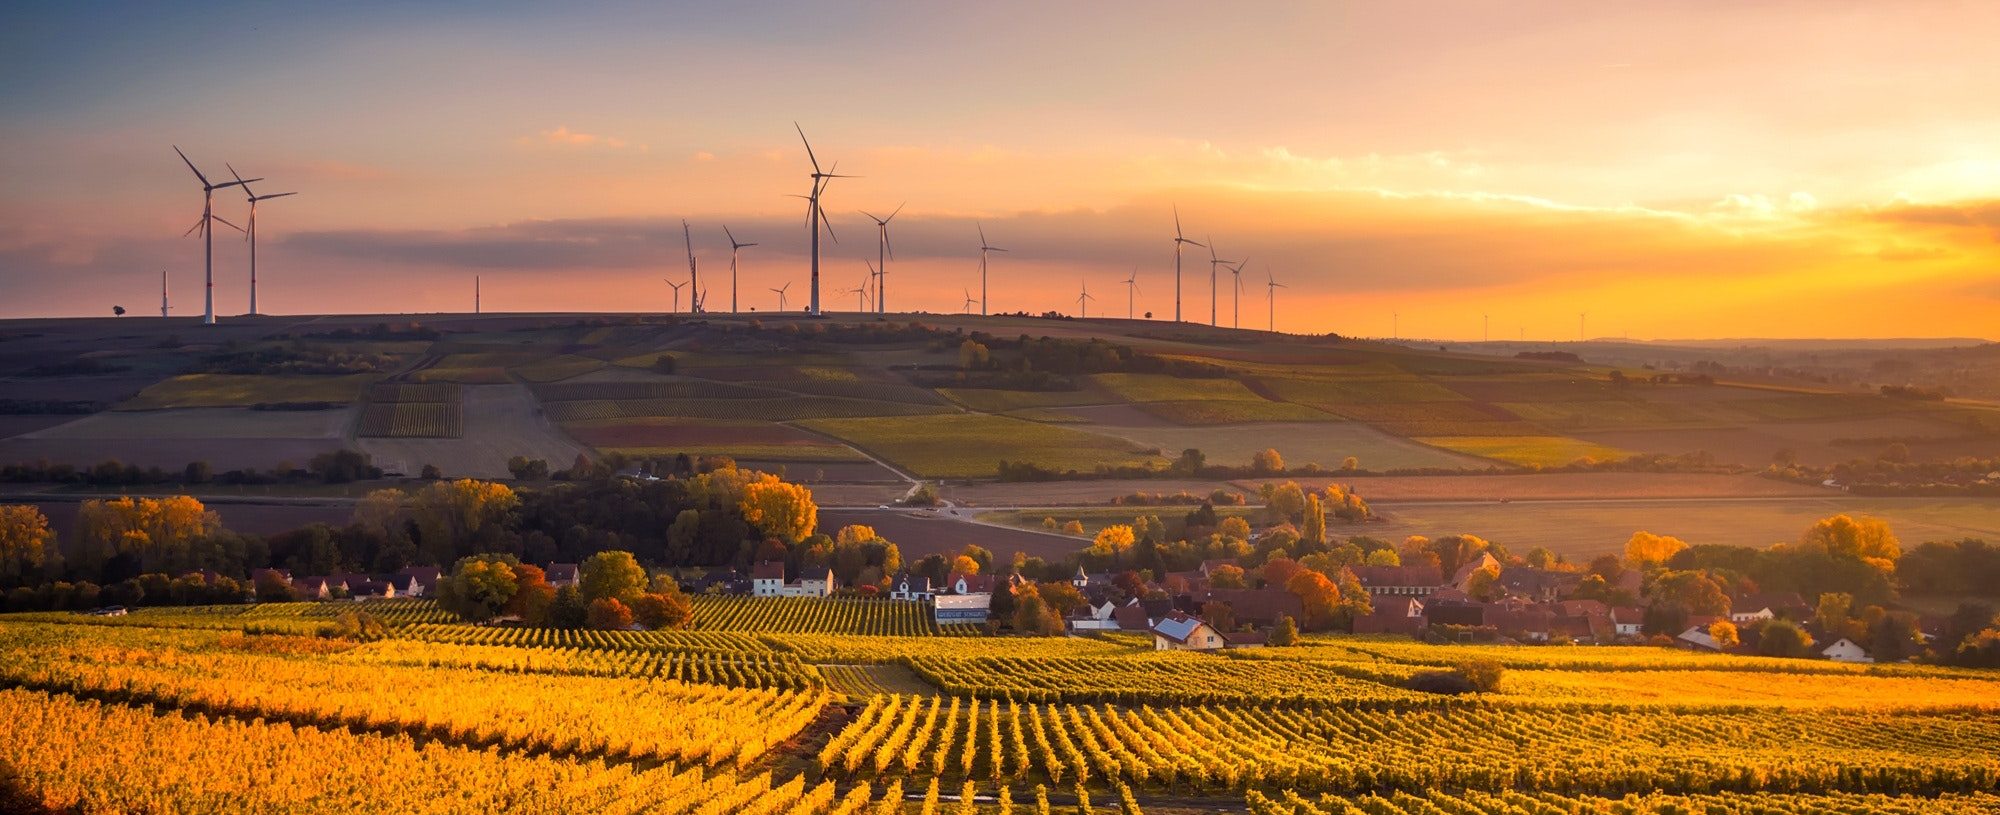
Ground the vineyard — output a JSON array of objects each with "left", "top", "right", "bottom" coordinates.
[
  {"left": 1244, "top": 789, "right": 2000, "bottom": 815},
  {"left": 688, "top": 596, "right": 976, "bottom": 636},
  {"left": 359, "top": 382, "right": 464, "bottom": 438}
]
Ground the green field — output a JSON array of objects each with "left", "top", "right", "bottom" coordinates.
[
  {"left": 119, "top": 374, "right": 379, "bottom": 409},
  {"left": 1092, "top": 421, "right": 1491, "bottom": 470},
  {"left": 1416, "top": 435, "right": 1631, "bottom": 467},
  {"left": 803, "top": 413, "right": 1166, "bottom": 478},
  {"left": 1133, "top": 399, "right": 1339, "bottom": 424},
  {"left": 1088, "top": 372, "right": 1268, "bottom": 402}
]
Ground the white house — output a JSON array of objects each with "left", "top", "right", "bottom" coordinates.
[
  {"left": 1676, "top": 625, "right": 1721, "bottom": 652},
  {"left": 396, "top": 566, "right": 441, "bottom": 598},
  {"left": 933, "top": 592, "right": 991, "bottom": 625},
  {"left": 1822, "top": 637, "right": 1875, "bottom": 663},
  {"left": 1610, "top": 606, "right": 1644, "bottom": 638},
  {"left": 1068, "top": 599, "right": 1121, "bottom": 632},
  {"left": 544, "top": 563, "right": 580, "bottom": 589},
  {"left": 889, "top": 572, "right": 932, "bottom": 602},
  {"left": 751, "top": 562, "right": 787, "bottom": 597},
  {"left": 782, "top": 567, "right": 836, "bottom": 598},
  {"left": 1151, "top": 613, "right": 1226, "bottom": 652},
  {"left": 944, "top": 572, "right": 997, "bottom": 596}
]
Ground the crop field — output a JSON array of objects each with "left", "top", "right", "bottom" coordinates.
[
  {"left": 1254, "top": 375, "right": 1473, "bottom": 405},
  {"left": 118, "top": 373, "right": 378, "bottom": 409},
  {"left": 1093, "top": 421, "right": 1490, "bottom": 471},
  {"left": 686, "top": 596, "right": 973, "bottom": 636},
  {"left": 509, "top": 353, "right": 606, "bottom": 383},
  {"left": 533, "top": 379, "right": 781, "bottom": 401},
  {"left": 358, "top": 402, "right": 464, "bottom": 438},
  {"left": 1089, "top": 373, "right": 1270, "bottom": 403},
  {"left": 1414, "top": 435, "right": 1632, "bottom": 467},
  {"left": 1316, "top": 400, "right": 1542, "bottom": 437},
  {"left": 15, "top": 406, "right": 352, "bottom": 440},
  {"left": 356, "top": 383, "right": 589, "bottom": 478},
  {"left": 562, "top": 417, "right": 867, "bottom": 461},
  {"left": 543, "top": 395, "right": 950, "bottom": 422},
  {"left": 1133, "top": 399, "right": 1339, "bottom": 425},
  {"left": 937, "top": 386, "right": 1115, "bottom": 412},
  {"left": 803, "top": 413, "right": 1167, "bottom": 478}
]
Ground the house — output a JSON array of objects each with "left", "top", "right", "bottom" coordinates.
[
  {"left": 1677, "top": 625, "right": 1721, "bottom": 651},
  {"left": 1196, "top": 588, "right": 1304, "bottom": 628},
  {"left": 933, "top": 593, "right": 991, "bottom": 625},
  {"left": 1488, "top": 606, "right": 1557, "bottom": 642},
  {"left": 682, "top": 569, "right": 749, "bottom": 595},
  {"left": 1068, "top": 598, "right": 1122, "bottom": 631},
  {"left": 395, "top": 566, "right": 441, "bottom": 598},
  {"left": 293, "top": 577, "right": 333, "bottom": 600},
  {"left": 1822, "top": 637, "right": 1875, "bottom": 663},
  {"left": 1425, "top": 599, "right": 1487, "bottom": 628},
  {"left": 1450, "top": 552, "right": 1502, "bottom": 592},
  {"left": 545, "top": 563, "right": 580, "bottom": 589},
  {"left": 1113, "top": 597, "right": 1176, "bottom": 631},
  {"left": 1729, "top": 592, "right": 1807, "bottom": 624},
  {"left": 1071, "top": 565, "right": 1091, "bottom": 590},
  {"left": 1353, "top": 596, "right": 1427, "bottom": 635},
  {"left": 784, "top": 567, "right": 836, "bottom": 598},
  {"left": 1222, "top": 630, "right": 1268, "bottom": 649},
  {"left": 1150, "top": 613, "right": 1226, "bottom": 651},
  {"left": 348, "top": 579, "right": 395, "bottom": 600},
  {"left": 943, "top": 572, "right": 997, "bottom": 596},
  {"left": 889, "top": 572, "right": 933, "bottom": 601},
  {"left": 750, "top": 561, "right": 787, "bottom": 597},
  {"left": 1497, "top": 567, "right": 1583, "bottom": 603},
  {"left": 1352, "top": 565, "right": 1445, "bottom": 596},
  {"left": 1610, "top": 606, "right": 1645, "bottom": 637},
  {"left": 1161, "top": 570, "right": 1209, "bottom": 595},
  {"left": 249, "top": 568, "right": 292, "bottom": 587},
  {"left": 1198, "top": 559, "right": 1240, "bottom": 577}
]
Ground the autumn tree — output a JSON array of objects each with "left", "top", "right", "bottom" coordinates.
[
  {"left": 630, "top": 584, "right": 693, "bottom": 630},
  {"left": 1264, "top": 481, "right": 1307, "bottom": 522},
  {"left": 738, "top": 473, "right": 817, "bottom": 543},
  {"left": 1364, "top": 549, "right": 1401, "bottom": 567},
  {"left": 665, "top": 509, "right": 702, "bottom": 564},
  {"left": 586, "top": 597, "right": 634, "bottom": 630},
  {"left": 579, "top": 550, "right": 647, "bottom": 605},
  {"left": 1202, "top": 600, "right": 1237, "bottom": 632},
  {"left": 1647, "top": 569, "right": 1731, "bottom": 617},
  {"left": 0, "top": 505, "right": 58, "bottom": 587},
  {"left": 1757, "top": 619, "right": 1816, "bottom": 658},
  {"left": 1216, "top": 516, "right": 1251, "bottom": 543},
  {"left": 1089, "top": 524, "right": 1136, "bottom": 565},
  {"left": 73, "top": 495, "right": 220, "bottom": 576},
  {"left": 1814, "top": 592, "right": 1859, "bottom": 641},
  {"left": 410, "top": 479, "right": 519, "bottom": 566},
  {"left": 1287, "top": 570, "right": 1342, "bottom": 631},
  {"left": 959, "top": 339, "right": 990, "bottom": 370},
  {"left": 437, "top": 554, "right": 520, "bottom": 621},
  {"left": 503, "top": 562, "right": 555, "bottom": 623},
  {"left": 1301, "top": 493, "right": 1326, "bottom": 546},
  {"left": 1325, "top": 484, "right": 1371, "bottom": 522},
  {"left": 1061, "top": 519, "right": 1085, "bottom": 535},
  {"left": 1708, "top": 620, "right": 1741, "bottom": 650},
  {"left": 951, "top": 555, "right": 981, "bottom": 576},
  {"left": 1623, "top": 531, "right": 1688, "bottom": 571},
  {"left": 1251, "top": 448, "right": 1284, "bottom": 474},
  {"left": 1208, "top": 564, "right": 1246, "bottom": 589},
  {"left": 1269, "top": 614, "right": 1300, "bottom": 646},
  {"left": 1798, "top": 514, "right": 1901, "bottom": 570},
  {"left": 1262, "top": 556, "right": 1304, "bottom": 590},
  {"left": 1011, "top": 584, "right": 1064, "bottom": 636}
]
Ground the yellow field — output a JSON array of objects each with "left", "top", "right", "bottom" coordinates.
[
  {"left": 119, "top": 374, "right": 378, "bottom": 409},
  {"left": 1416, "top": 434, "right": 1632, "bottom": 466}
]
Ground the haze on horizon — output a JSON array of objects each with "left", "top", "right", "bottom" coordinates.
[{"left": 3, "top": 1, "right": 1997, "bottom": 341}]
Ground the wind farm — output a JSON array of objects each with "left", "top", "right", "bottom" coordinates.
[{"left": 6, "top": 6, "right": 2000, "bottom": 814}]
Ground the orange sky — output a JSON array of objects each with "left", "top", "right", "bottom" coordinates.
[{"left": 2, "top": 2, "right": 1997, "bottom": 339}]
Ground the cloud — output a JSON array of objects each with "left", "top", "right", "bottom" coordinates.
[
  {"left": 517, "top": 126, "right": 634, "bottom": 150},
  {"left": 1864, "top": 199, "right": 2000, "bottom": 233}
]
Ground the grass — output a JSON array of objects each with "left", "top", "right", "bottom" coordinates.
[
  {"left": 1415, "top": 435, "right": 1631, "bottom": 467},
  {"left": 510, "top": 354, "right": 605, "bottom": 383},
  {"left": 1255, "top": 375, "right": 1470, "bottom": 405},
  {"left": 1091, "top": 422, "right": 1490, "bottom": 471},
  {"left": 801, "top": 413, "right": 1166, "bottom": 478},
  {"left": 936, "top": 387, "right": 1107, "bottom": 412},
  {"left": 119, "top": 374, "right": 378, "bottom": 410},
  {"left": 543, "top": 396, "right": 948, "bottom": 422},
  {"left": 1499, "top": 400, "right": 1721, "bottom": 431}
]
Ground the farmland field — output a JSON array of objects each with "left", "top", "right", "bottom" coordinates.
[
  {"left": 1415, "top": 434, "right": 1632, "bottom": 467},
  {"left": 356, "top": 383, "right": 589, "bottom": 478},
  {"left": 563, "top": 417, "right": 867, "bottom": 461},
  {"left": 1094, "top": 421, "right": 1490, "bottom": 471},
  {"left": 802, "top": 413, "right": 1166, "bottom": 478},
  {"left": 118, "top": 373, "right": 378, "bottom": 409},
  {"left": 542, "top": 395, "right": 949, "bottom": 422},
  {"left": 1133, "top": 399, "right": 1338, "bottom": 425}
]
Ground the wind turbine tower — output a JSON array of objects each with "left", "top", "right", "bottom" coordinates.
[
  {"left": 664, "top": 278, "right": 688, "bottom": 313},
  {"left": 1265, "top": 269, "right": 1286, "bottom": 333},
  {"left": 794, "top": 124, "right": 849, "bottom": 316},
  {"left": 172, "top": 147, "right": 258, "bottom": 325},
  {"left": 228, "top": 165, "right": 294, "bottom": 316},
  {"left": 977, "top": 223, "right": 1006, "bottom": 316},
  {"left": 1076, "top": 280, "right": 1095, "bottom": 318},
  {"left": 160, "top": 271, "right": 170, "bottom": 318},
  {"left": 682, "top": 220, "right": 701, "bottom": 313},
  {"left": 723, "top": 226, "right": 756, "bottom": 314},
  {"left": 1228, "top": 258, "right": 1249, "bottom": 329},
  {"left": 1205, "top": 239, "right": 1234, "bottom": 327},
  {"left": 1171, "top": 207, "right": 1203, "bottom": 323},
  {"left": 475, "top": 276, "right": 481, "bottom": 314},
  {"left": 861, "top": 203, "right": 902, "bottom": 314},
  {"left": 1122, "top": 269, "right": 1139, "bottom": 319},
  {"left": 771, "top": 281, "right": 792, "bottom": 312}
]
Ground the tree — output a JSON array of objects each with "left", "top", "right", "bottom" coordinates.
[
  {"left": 410, "top": 479, "right": 519, "bottom": 566},
  {"left": 738, "top": 474, "right": 816, "bottom": 543},
  {"left": 1202, "top": 601, "right": 1236, "bottom": 632},
  {"left": 1798, "top": 514, "right": 1901, "bottom": 571},
  {"left": 1867, "top": 610, "right": 1922, "bottom": 663},
  {"left": 666, "top": 509, "right": 702, "bottom": 564},
  {"left": 1301, "top": 494, "right": 1326, "bottom": 546},
  {"left": 1756, "top": 619, "right": 1816, "bottom": 658},
  {"left": 1954, "top": 627, "right": 2000, "bottom": 668},
  {"left": 1208, "top": 564, "right": 1246, "bottom": 589},
  {"left": 547, "top": 585, "right": 588, "bottom": 629},
  {"left": 952, "top": 555, "right": 981, "bottom": 576},
  {"left": 331, "top": 610, "right": 387, "bottom": 641},
  {"left": 1708, "top": 620, "right": 1740, "bottom": 650},
  {"left": 579, "top": 550, "right": 647, "bottom": 605},
  {"left": 253, "top": 570, "right": 294, "bottom": 602},
  {"left": 1270, "top": 614, "right": 1300, "bottom": 646},
  {"left": 1262, "top": 556, "right": 1304, "bottom": 590},
  {"left": 1464, "top": 561, "right": 1501, "bottom": 601},
  {"left": 1364, "top": 549, "right": 1400, "bottom": 567},
  {"left": 958, "top": 339, "right": 990, "bottom": 370},
  {"left": 437, "top": 555, "right": 520, "bottom": 621},
  {"left": 0, "top": 505, "right": 58, "bottom": 587},
  {"left": 1647, "top": 570, "right": 1730, "bottom": 617},
  {"left": 1217, "top": 516, "right": 1252, "bottom": 543},
  {"left": 1251, "top": 448, "right": 1284, "bottom": 474},
  {"left": 1011, "top": 584, "right": 1064, "bottom": 636},
  {"left": 182, "top": 461, "right": 211, "bottom": 484},
  {"left": 504, "top": 563, "right": 555, "bottom": 623},
  {"left": 586, "top": 597, "right": 633, "bottom": 630},
  {"left": 1061, "top": 520, "right": 1085, "bottom": 535},
  {"left": 1623, "top": 531, "right": 1688, "bottom": 571},
  {"left": 1814, "top": 592, "right": 1857, "bottom": 641},
  {"left": 73, "top": 495, "right": 219, "bottom": 577},
  {"left": 1266, "top": 482, "right": 1307, "bottom": 522},
  {"left": 1173, "top": 448, "right": 1206, "bottom": 476},
  {"left": 1286, "top": 570, "right": 1343, "bottom": 631},
  {"left": 630, "top": 587, "right": 693, "bottom": 630},
  {"left": 1455, "top": 659, "right": 1505, "bottom": 693}
]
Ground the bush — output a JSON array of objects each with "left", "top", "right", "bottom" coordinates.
[
  {"left": 329, "top": 610, "right": 387, "bottom": 642},
  {"left": 1455, "top": 658, "right": 1505, "bottom": 693},
  {"left": 586, "top": 597, "right": 633, "bottom": 630},
  {"left": 1406, "top": 670, "right": 1476, "bottom": 695}
]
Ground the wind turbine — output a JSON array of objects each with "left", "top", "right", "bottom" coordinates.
[
  {"left": 977, "top": 222, "right": 1006, "bottom": 316},
  {"left": 682, "top": 220, "right": 702, "bottom": 313},
  {"left": 771, "top": 281, "right": 793, "bottom": 312},
  {"left": 160, "top": 271, "right": 170, "bottom": 318},
  {"left": 172, "top": 146, "right": 258, "bottom": 325},
  {"left": 860, "top": 203, "right": 903, "bottom": 314},
  {"left": 1122, "top": 269, "right": 1139, "bottom": 319},
  {"left": 1172, "top": 206, "right": 1203, "bottom": 323},
  {"left": 1265, "top": 269, "right": 1286, "bottom": 333},
  {"left": 226, "top": 165, "right": 294, "bottom": 317},
  {"left": 1076, "top": 280, "right": 1095, "bottom": 319},
  {"left": 861, "top": 260, "right": 880, "bottom": 312},
  {"left": 1205, "top": 238, "right": 1234, "bottom": 327},
  {"left": 475, "top": 276, "right": 480, "bottom": 314},
  {"left": 842, "top": 278, "right": 868, "bottom": 312},
  {"left": 722, "top": 226, "right": 756, "bottom": 314},
  {"left": 795, "top": 124, "right": 851, "bottom": 317},
  {"left": 962, "top": 288, "right": 978, "bottom": 313},
  {"left": 663, "top": 278, "right": 688, "bottom": 314},
  {"left": 1228, "top": 257, "right": 1250, "bottom": 329}
]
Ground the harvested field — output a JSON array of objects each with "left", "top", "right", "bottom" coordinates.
[
  {"left": 1579, "top": 416, "right": 1989, "bottom": 467},
  {"left": 940, "top": 478, "right": 1240, "bottom": 508},
  {"left": 19, "top": 407, "right": 352, "bottom": 440},
  {"left": 1319, "top": 400, "right": 1542, "bottom": 436},
  {"left": 355, "top": 383, "right": 589, "bottom": 479},
  {"left": 1095, "top": 421, "right": 1491, "bottom": 471},
  {"left": 1088, "top": 373, "right": 1267, "bottom": 402},
  {"left": 563, "top": 416, "right": 869, "bottom": 464},
  {"left": 0, "top": 415, "right": 78, "bottom": 439},
  {"left": 1497, "top": 400, "right": 1720, "bottom": 431},
  {"left": 118, "top": 374, "right": 377, "bottom": 410},
  {"left": 803, "top": 483, "right": 911, "bottom": 506},
  {"left": 755, "top": 379, "right": 950, "bottom": 405},
  {"left": 1133, "top": 399, "right": 1338, "bottom": 425},
  {"left": 1416, "top": 435, "right": 1632, "bottom": 467},
  {"left": 733, "top": 460, "right": 903, "bottom": 483},
  {"left": 532, "top": 379, "right": 779, "bottom": 401},
  {"left": 1367, "top": 497, "right": 2000, "bottom": 560},
  {"left": 0, "top": 437, "right": 347, "bottom": 471},
  {"left": 0, "top": 375, "right": 159, "bottom": 405},
  {"left": 936, "top": 387, "right": 1109, "bottom": 412},
  {"left": 509, "top": 354, "right": 604, "bottom": 382},
  {"left": 1252, "top": 472, "right": 1829, "bottom": 502},
  {"left": 1038, "top": 403, "right": 1176, "bottom": 427},
  {"left": 1255, "top": 375, "right": 1470, "bottom": 404},
  {"left": 802, "top": 413, "right": 1165, "bottom": 479},
  {"left": 815, "top": 508, "right": 1084, "bottom": 561}
]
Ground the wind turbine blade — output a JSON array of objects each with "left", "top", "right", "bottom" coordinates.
[
  {"left": 977, "top": 222, "right": 986, "bottom": 245},
  {"left": 1181, "top": 237, "right": 1205, "bottom": 248},
  {"left": 256, "top": 191, "right": 298, "bottom": 201},
  {"left": 173, "top": 146, "right": 208, "bottom": 185},
  {"left": 210, "top": 214, "right": 245, "bottom": 233},
  {"left": 182, "top": 218, "right": 206, "bottom": 238},
  {"left": 794, "top": 122, "right": 821, "bottom": 173},
  {"left": 1173, "top": 204, "right": 1183, "bottom": 238},
  {"left": 227, "top": 162, "right": 254, "bottom": 198},
  {"left": 887, "top": 201, "right": 905, "bottom": 222},
  {"left": 723, "top": 225, "right": 737, "bottom": 246},
  {"left": 859, "top": 210, "right": 879, "bottom": 222}
]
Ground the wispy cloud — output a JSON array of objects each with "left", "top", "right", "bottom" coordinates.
[{"left": 516, "top": 126, "right": 641, "bottom": 151}]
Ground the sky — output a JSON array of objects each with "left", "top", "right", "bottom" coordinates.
[{"left": 2, "top": 1, "right": 1997, "bottom": 340}]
